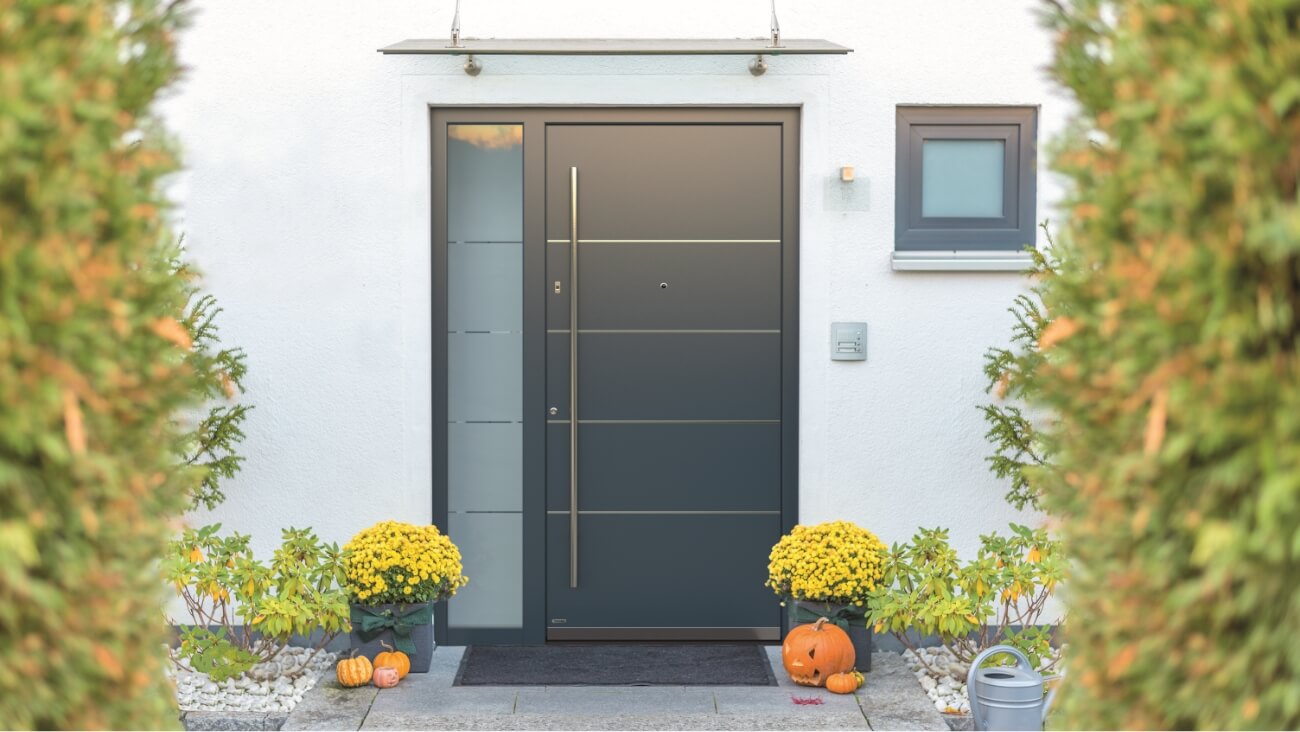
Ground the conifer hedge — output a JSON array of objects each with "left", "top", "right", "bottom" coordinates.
[
  {"left": 0, "top": 1, "right": 194, "bottom": 728},
  {"left": 1036, "top": 1, "right": 1300, "bottom": 728}
]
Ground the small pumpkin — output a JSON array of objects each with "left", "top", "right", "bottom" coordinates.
[
  {"left": 781, "top": 617, "right": 856, "bottom": 687},
  {"left": 826, "top": 672, "right": 858, "bottom": 694},
  {"left": 375, "top": 640, "right": 411, "bottom": 679},
  {"left": 336, "top": 650, "right": 373, "bottom": 688},
  {"left": 372, "top": 665, "right": 400, "bottom": 688}
]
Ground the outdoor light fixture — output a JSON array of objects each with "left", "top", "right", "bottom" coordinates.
[{"left": 382, "top": 0, "right": 849, "bottom": 75}]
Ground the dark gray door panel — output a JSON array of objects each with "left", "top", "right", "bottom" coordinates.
[
  {"left": 545, "top": 125, "right": 782, "bottom": 241},
  {"left": 545, "top": 422, "right": 781, "bottom": 512},
  {"left": 545, "top": 242, "right": 781, "bottom": 331},
  {"left": 545, "top": 513, "right": 782, "bottom": 629},
  {"left": 546, "top": 332, "right": 781, "bottom": 421},
  {"left": 541, "top": 116, "right": 795, "bottom": 640}
]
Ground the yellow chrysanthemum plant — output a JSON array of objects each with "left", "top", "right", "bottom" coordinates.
[
  {"left": 767, "top": 520, "right": 887, "bottom": 670},
  {"left": 343, "top": 520, "right": 468, "bottom": 672}
]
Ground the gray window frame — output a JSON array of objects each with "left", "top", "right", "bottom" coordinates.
[{"left": 894, "top": 106, "right": 1037, "bottom": 252}]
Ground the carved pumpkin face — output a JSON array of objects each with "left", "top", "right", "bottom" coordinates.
[
  {"left": 372, "top": 665, "right": 401, "bottom": 688},
  {"left": 781, "top": 617, "right": 856, "bottom": 687}
]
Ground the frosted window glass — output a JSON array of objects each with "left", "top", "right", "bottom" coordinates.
[
  {"left": 448, "top": 423, "right": 522, "bottom": 513},
  {"left": 921, "top": 139, "right": 1005, "bottom": 218},
  {"left": 445, "top": 513, "right": 523, "bottom": 628},
  {"left": 449, "top": 242, "right": 522, "bottom": 332},
  {"left": 446, "top": 125, "right": 523, "bottom": 630},
  {"left": 447, "top": 125, "right": 523, "bottom": 243}
]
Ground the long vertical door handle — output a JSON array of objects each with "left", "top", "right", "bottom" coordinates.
[{"left": 568, "top": 166, "right": 579, "bottom": 589}]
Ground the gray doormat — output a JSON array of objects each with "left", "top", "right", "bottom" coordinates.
[{"left": 454, "top": 643, "right": 778, "bottom": 686}]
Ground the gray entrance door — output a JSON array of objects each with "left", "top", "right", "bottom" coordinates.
[{"left": 544, "top": 121, "right": 790, "bottom": 640}]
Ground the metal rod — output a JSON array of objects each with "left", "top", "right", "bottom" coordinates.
[
  {"left": 768, "top": 0, "right": 782, "bottom": 48},
  {"left": 569, "top": 166, "right": 579, "bottom": 589},
  {"left": 449, "top": 0, "right": 463, "bottom": 48}
]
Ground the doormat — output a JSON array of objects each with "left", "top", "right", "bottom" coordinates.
[{"left": 454, "top": 643, "right": 778, "bottom": 686}]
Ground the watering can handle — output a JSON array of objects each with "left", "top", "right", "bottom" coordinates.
[{"left": 966, "top": 645, "right": 1032, "bottom": 732}]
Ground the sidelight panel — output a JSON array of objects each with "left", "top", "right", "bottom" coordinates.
[{"left": 445, "top": 124, "right": 524, "bottom": 631}]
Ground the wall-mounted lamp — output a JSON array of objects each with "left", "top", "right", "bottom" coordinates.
[{"left": 840, "top": 166, "right": 855, "bottom": 182}]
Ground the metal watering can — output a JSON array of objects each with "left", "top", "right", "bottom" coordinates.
[{"left": 966, "top": 645, "right": 1060, "bottom": 731}]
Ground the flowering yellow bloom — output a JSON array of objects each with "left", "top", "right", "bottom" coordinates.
[
  {"left": 343, "top": 520, "right": 467, "bottom": 605},
  {"left": 766, "top": 520, "right": 887, "bottom": 604}
]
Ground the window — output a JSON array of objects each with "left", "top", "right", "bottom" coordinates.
[{"left": 894, "top": 106, "right": 1037, "bottom": 270}]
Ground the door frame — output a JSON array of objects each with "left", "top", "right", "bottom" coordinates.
[{"left": 430, "top": 106, "right": 800, "bottom": 646}]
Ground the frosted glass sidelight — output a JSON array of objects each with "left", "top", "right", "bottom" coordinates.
[
  {"left": 449, "top": 242, "right": 522, "bottom": 333},
  {"left": 921, "top": 139, "right": 1005, "bottom": 218},
  {"left": 445, "top": 513, "right": 523, "bottom": 629},
  {"left": 448, "top": 422, "right": 523, "bottom": 513},
  {"left": 445, "top": 125, "right": 523, "bottom": 630}
]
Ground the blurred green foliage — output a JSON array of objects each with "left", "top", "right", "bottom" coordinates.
[
  {"left": 0, "top": 0, "right": 194, "bottom": 728},
  {"left": 1031, "top": 1, "right": 1300, "bottom": 728}
]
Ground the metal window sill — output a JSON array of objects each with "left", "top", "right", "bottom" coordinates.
[{"left": 891, "top": 251, "right": 1035, "bottom": 272}]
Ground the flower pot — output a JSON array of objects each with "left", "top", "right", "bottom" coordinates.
[
  {"left": 348, "top": 602, "right": 435, "bottom": 673},
  {"left": 788, "top": 599, "right": 873, "bottom": 672}
]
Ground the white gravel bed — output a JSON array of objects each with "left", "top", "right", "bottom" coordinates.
[
  {"left": 167, "top": 646, "right": 336, "bottom": 713},
  {"left": 902, "top": 645, "right": 1063, "bottom": 716}
]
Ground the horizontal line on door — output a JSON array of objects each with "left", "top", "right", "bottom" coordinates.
[
  {"left": 546, "top": 329, "right": 779, "bottom": 334},
  {"left": 545, "top": 239, "right": 780, "bottom": 244},
  {"left": 448, "top": 330, "right": 521, "bottom": 335},
  {"left": 545, "top": 419, "right": 780, "bottom": 425},
  {"left": 448, "top": 420, "right": 523, "bottom": 424},
  {"left": 450, "top": 240, "right": 522, "bottom": 245},
  {"left": 546, "top": 510, "right": 780, "bottom": 515}
]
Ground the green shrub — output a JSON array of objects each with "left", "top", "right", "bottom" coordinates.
[
  {"left": 177, "top": 273, "right": 251, "bottom": 510},
  {"left": 868, "top": 525, "right": 1063, "bottom": 672},
  {"left": 0, "top": 1, "right": 194, "bottom": 728},
  {"left": 164, "top": 525, "right": 351, "bottom": 681},
  {"left": 980, "top": 232, "right": 1063, "bottom": 511},
  {"left": 1032, "top": 1, "right": 1300, "bottom": 728}
]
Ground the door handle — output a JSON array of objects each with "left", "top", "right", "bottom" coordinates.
[{"left": 568, "top": 166, "right": 579, "bottom": 589}]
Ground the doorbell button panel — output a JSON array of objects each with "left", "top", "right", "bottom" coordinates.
[{"left": 830, "top": 322, "right": 867, "bottom": 361}]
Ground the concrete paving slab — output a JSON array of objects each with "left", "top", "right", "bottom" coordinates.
[
  {"left": 361, "top": 712, "right": 872, "bottom": 730},
  {"left": 286, "top": 646, "right": 945, "bottom": 731},
  {"left": 368, "top": 686, "right": 521, "bottom": 716},
  {"left": 857, "top": 652, "right": 948, "bottom": 731},
  {"left": 281, "top": 675, "right": 376, "bottom": 731},
  {"left": 713, "top": 685, "right": 861, "bottom": 714},
  {"left": 515, "top": 687, "right": 716, "bottom": 715}
]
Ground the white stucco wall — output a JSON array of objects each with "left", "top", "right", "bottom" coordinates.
[{"left": 168, "top": 0, "right": 1070, "bottom": 570}]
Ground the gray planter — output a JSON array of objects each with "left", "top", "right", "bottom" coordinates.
[
  {"left": 788, "top": 599, "right": 873, "bottom": 672},
  {"left": 348, "top": 602, "right": 434, "bottom": 673}
]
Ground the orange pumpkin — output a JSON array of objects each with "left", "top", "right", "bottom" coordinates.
[
  {"left": 336, "top": 651, "right": 373, "bottom": 688},
  {"left": 825, "top": 672, "right": 859, "bottom": 694},
  {"left": 781, "top": 617, "right": 856, "bottom": 687},
  {"left": 375, "top": 641, "right": 411, "bottom": 679},
  {"left": 372, "top": 665, "right": 400, "bottom": 688}
]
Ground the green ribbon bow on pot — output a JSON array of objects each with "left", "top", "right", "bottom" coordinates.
[
  {"left": 350, "top": 604, "right": 434, "bottom": 655},
  {"left": 790, "top": 602, "right": 868, "bottom": 631}
]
